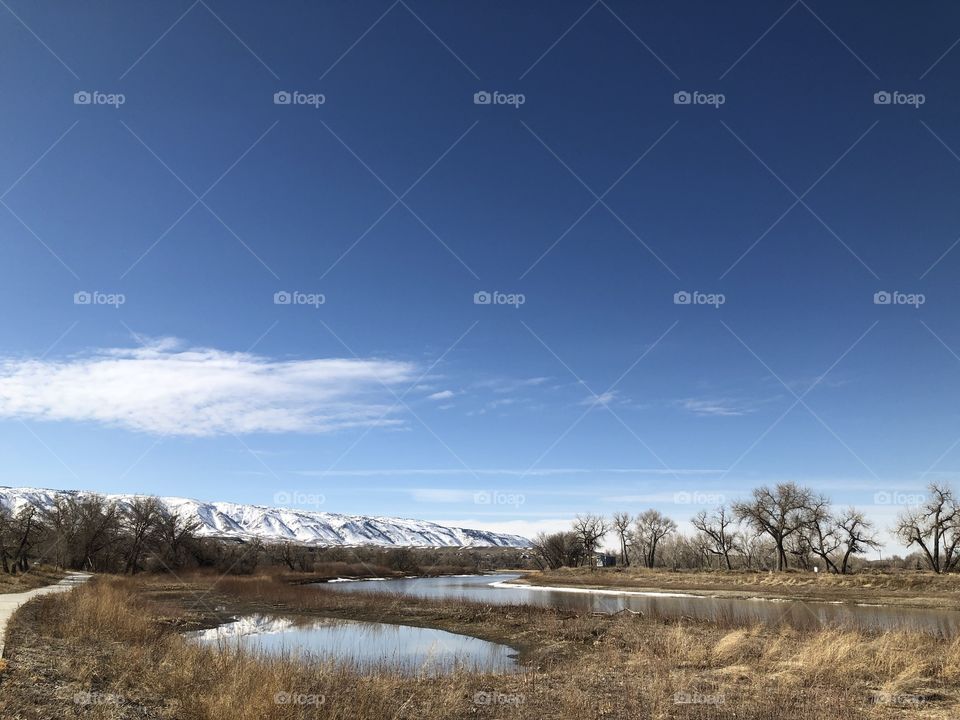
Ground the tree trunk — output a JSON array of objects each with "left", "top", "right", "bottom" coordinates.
[{"left": 775, "top": 541, "right": 787, "bottom": 571}]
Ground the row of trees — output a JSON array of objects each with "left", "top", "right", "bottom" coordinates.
[
  {"left": 533, "top": 481, "right": 960, "bottom": 574},
  {"left": 0, "top": 495, "right": 535, "bottom": 577},
  {"left": 0, "top": 495, "right": 204, "bottom": 574}
]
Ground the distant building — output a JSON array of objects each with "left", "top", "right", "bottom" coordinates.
[{"left": 594, "top": 552, "right": 617, "bottom": 567}]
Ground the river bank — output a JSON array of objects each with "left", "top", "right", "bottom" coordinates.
[
  {"left": 520, "top": 567, "right": 960, "bottom": 610},
  {"left": 0, "top": 572, "right": 958, "bottom": 718}
]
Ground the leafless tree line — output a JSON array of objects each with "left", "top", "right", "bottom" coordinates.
[
  {"left": 0, "top": 495, "right": 202, "bottom": 574},
  {"left": 533, "top": 481, "right": 960, "bottom": 574},
  {"left": 0, "top": 495, "right": 534, "bottom": 577}
]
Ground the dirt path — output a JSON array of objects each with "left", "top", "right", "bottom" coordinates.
[{"left": 0, "top": 572, "right": 90, "bottom": 656}]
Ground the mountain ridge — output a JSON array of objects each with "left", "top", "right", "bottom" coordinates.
[{"left": 0, "top": 486, "right": 531, "bottom": 549}]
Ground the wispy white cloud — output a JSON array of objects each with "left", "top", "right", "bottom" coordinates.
[
  {"left": 680, "top": 397, "right": 755, "bottom": 417},
  {"left": 410, "top": 488, "right": 475, "bottom": 503},
  {"left": 426, "top": 390, "right": 455, "bottom": 401},
  {"left": 0, "top": 339, "right": 416, "bottom": 437},
  {"left": 473, "top": 376, "right": 551, "bottom": 394},
  {"left": 600, "top": 492, "right": 691, "bottom": 503},
  {"left": 579, "top": 390, "right": 618, "bottom": 408}
]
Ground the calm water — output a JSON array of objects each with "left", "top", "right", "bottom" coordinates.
[
  {"left": 189, "top": 614, "right": 518, "bottom": 675},
  {"left": 323, "top": 573, "right": 960, "bottom": 637}
]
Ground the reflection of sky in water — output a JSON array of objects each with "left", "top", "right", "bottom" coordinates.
[
  {"left": 189, "top": 615, "right": 517, "bottom": 676},
  {"left": 325, "top": 574, "right": 960, "bottom": 638}
]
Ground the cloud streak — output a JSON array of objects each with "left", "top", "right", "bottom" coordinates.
[
  {"left": 294, "top": 467, "right": 724, "bottom": 477},
  {"left": 0, "top": 339, "right": 416, "bottom": 436},
  {"left": 680, "top": 397, "right": 755, "bottom": 417}
]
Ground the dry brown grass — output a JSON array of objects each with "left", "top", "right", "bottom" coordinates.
[
  {"left": 0, "top": 565, "right": 64, "bottom": 594},
  {"left": 0, "top": 574, "right": 957, "bottom": 719},
  {"left": 527, "top": 566, "right": 960, "bottom": 608}
]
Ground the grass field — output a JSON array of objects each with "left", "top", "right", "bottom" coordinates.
[{"left": 0, "top": 572, "right": 956, "bottom": 719}]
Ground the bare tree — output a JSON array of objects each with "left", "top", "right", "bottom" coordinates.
[
  {"left": 894, "top": 483, "right": 959, "bottom": 574},
  {"left": 272, "top": 542, "right": 299, "bottom": 571},
  {"left": 835, "top": 507, "right": 880, "bottom": 574},
  {"left": 633, "top": 510, "right": 676, "bottom": 568},
  {"left": 8, "top": 507, "right": 41, "bottom": 573},
  {"left": 691, "top": 506, "right": 737, "bottom": 570},
  {"left": 786, "top": 531, "right": 813, "bottom": 570},
  {"left": 267, "top": 541, "right": 313, "bottom": 572},
  {"left": 664, "top": 533, "right": 709, "bottom": 570},
  {"left": 155, "top": 508, "right": 202, "bottom": 571},
  {"left": 611, "top": 512, "right": 632, "bottom": 566},
  {"left": 737, "top": 531, "right": 775, "bottom": 570},
  {"left": 121, "top": 497, "right": 164, "bottom": 574},
  {"left": 732, "top": 482, "right": 814, "bottom": 571},
  {"left": 804, "top": 494, "right": 841, "bottom": 574},
  {"left": 0, "top": 506, "right": 14, "bottom": 573},
  {"left": 73, "top": 497, "right": 122, "bottom": 571},
  {"left": 572, "top": 514, "right": 608, "bottom": 569},
  {"left": 531, "top": 531, "right": 583, "bottom": 569},
  {"left": 39, "top": 496, "right": 82, "bottom": 569}
]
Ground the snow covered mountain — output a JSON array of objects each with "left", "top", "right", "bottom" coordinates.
[{"left": 0, "top": 487, "right": 531, "bottom": 549}]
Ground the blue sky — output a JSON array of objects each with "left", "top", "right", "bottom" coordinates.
[{"left": 2, "top": 1, "right": 960, "bottom": 549}]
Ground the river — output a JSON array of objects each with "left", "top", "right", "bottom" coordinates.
[{"left": 322, "top": 573, "right": 960, "bottom": 637}]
